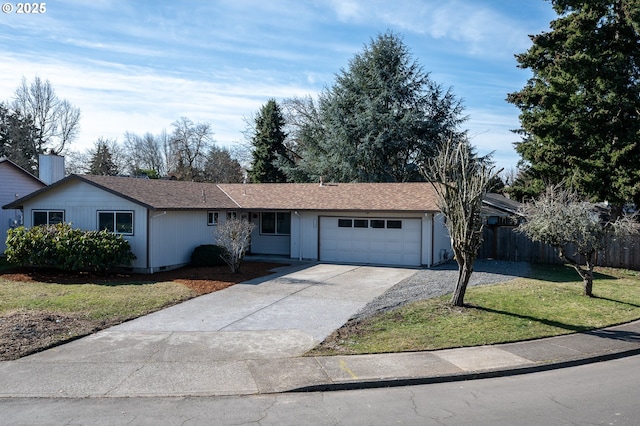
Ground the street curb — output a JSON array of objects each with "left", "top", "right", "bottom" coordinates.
[{"left": 287, "top": 346, "right": 640, "bottom": 393}]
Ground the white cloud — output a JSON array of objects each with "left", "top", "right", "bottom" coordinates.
[
  {"left": 324, "top": 0, "right": 546, "bottom": 58},
  {"left": 0, "top": 53, "right": 316, "bottom": 153},
  {"left": 327, "top": 0, "right": 363, "bottom": 22}
]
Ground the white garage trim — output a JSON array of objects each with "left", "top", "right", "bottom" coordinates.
[{"left": 319, "top": 216, "right": 422, "bottom": 266}]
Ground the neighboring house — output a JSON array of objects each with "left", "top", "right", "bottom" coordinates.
[
  {"left": 3, "top": 174, "right": 453, "bottom": 272},
  {"left": 478, "top": 192, "right": 523, "bottom": 260},
  {"left": 482, "top": 193, "right": 522, "bottom": 227},
  {"left": 0, "top": 159, "right": 47, "bottom": 254}
]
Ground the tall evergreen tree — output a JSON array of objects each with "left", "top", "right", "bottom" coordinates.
[
  {"left": 249, "top": 99, "right": 289, "bottom": 183},
  {"left": 0, "top": 102, "right": 39, "bottom": 174},
  {"left": 507, "top": 0, "right": 640, "bottom": 213},
  {"left": 282, "top": 31, "right": 466, "bottom": 183},
  {"left": 88, "top": 139, "right": 118, "bottom": 176}
]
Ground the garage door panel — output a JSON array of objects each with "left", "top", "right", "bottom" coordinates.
[
  {"left": 320, "top": 217, "right": 422, "bottom": 266},
  {"left": 352, "top": 251, "right": 369, "bottom": 263},
  {"left": 336, "top": 239, "right": 352, "bottom": 251},
  {"left": 386, "top": 253, "right": 403, "bottom": 264},
  {"left": 370, "top": 239, "right": 387, "bottom": 252},
  {"left": 386, "top": 241, "right": 404, "bottom": 253}
]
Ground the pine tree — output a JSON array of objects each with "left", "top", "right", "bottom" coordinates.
[
  {"left": 283, "top": 31, "right": 466, "bottom": 183},
  {"left": 249, "top": 99, "right": 289, "bottom": 183},
  {"left": 507, "top": 0, "right": 640, "bottom": 213},
  {"left": 88, "top": 139, "right": 118, "bottom": 176},
  {"left": 0, "top": 103, "right": 39, "bottom": 174}
]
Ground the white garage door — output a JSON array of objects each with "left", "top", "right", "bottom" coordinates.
[{"left": 319, "top": 217, "right": 422, "bottom": 266}]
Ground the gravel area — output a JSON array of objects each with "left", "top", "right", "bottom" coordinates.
[{"left": 352, "top": 259, "right": 532, "bottom": 321}]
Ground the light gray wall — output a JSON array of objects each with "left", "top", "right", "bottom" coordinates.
[
  {"left": 432, "top": 213, "right": 453, "bottom": 264},
  {"left": 148, "top": 210, "right": 220, "bottom": 272},
  {"left": 19, "top": 179, "right": 148, "bottom": 270},
  {"left": 0, "top": 162, "right": 45, "bottom": 254},
  {"left": 247, "top": 211, "right": 291, "bottom": 256}
]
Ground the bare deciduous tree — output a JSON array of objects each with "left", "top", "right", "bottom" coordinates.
[
  {"left": 12, "top": 76, "right": 81, "bottom": 156},
  {"left": 215, "top": 218, "right": 255, "bottom": 273},
  {"left": 518, "top": 186, "right": 639, "bottom": 296},
  {"left": 168, "top": 117, "right": 213, "bottom": 181},
  {"left": 423, "top": 137, "right": 501, "bottom": 307},
  {"left": 123, "top": 131, "right": 166, "bottom": 177}
]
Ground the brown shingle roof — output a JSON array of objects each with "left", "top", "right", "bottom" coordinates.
[
  {"left": 218, "top": 182, "right": 440, "bottom": 212},
  {"left": 4, "top": 175, "right": 440, "bottom": 212},
  {"left": 77, "top": 175, "right": 239, "bottom": 210}
]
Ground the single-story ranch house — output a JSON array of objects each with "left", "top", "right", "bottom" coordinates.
[{"left": 3, "top": 174, "right": 453, "bottom": 273}]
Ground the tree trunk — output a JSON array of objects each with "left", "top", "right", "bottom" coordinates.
[
  {"left": 451, "top": 255, "right": 473, "bottom": 307},
  {"left": 583, "top": 259, "right": 594, "bottom": 297},
  {"left": 559, "top": 248, "right": 596, "bottom": 297},
  {"left": 583, "top": 276, "right": 593, "bottom": 297}
]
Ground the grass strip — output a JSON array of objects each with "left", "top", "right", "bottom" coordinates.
[{"left": 0, "top": 277, "right": 197, "bottom": 320}]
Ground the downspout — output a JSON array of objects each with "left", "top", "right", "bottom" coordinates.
[
  {"left": 294, "top": 211, "right": 302, "bottom": 261},
  {"left": 431, "top": 213, "right": 435, "bottom": 267}
]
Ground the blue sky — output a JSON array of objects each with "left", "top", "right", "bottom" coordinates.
[{"left": 0, "top": 0, "right": 558, "bottom": 171}]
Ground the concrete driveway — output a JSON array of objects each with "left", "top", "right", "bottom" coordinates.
[{"left": 0, "top": 263, "right": 416, "bottom": 397}]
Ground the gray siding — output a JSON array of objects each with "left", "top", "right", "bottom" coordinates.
[
  {"left": 148, "top": 210, "right": 218, "bottom": 272},
  {"left": 0, "top": 163, "right": 45, "bottom": 254},
  {"left": 19, "top": 180, "right": 148, "bottom": 270}
]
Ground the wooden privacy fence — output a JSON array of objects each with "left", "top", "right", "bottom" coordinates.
[{"left": 478, "top": 226, "right": 640, "bottom": 270}]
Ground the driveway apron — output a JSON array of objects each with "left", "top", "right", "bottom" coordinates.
[{"left": 0, "top": 263, "right": 416, "bottom": 397}]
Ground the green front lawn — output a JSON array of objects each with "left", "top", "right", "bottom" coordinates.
[{"left": 310, "top": 264, "right": 640, "bottom": 355}]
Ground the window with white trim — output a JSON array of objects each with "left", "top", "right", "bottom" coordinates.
[
  {"left": 33, "top": 210, "right": 64, "bottom": 226},
  {"left": 98, "top": 211, "right": 134, "bottom": 235},
  {"left": 208, "top": 211, "right": 219, "bottom": 225},
  {"left": 226, "top": 211, "right": 237, "bottom": 220},
  {"left": 261, "top": 212, "right": 291, "bottom": 235}
]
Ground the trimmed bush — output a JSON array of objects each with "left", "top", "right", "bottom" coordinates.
[
  {"left": 190, "top": 244, "right": 228, "bottom": 267},
  {"left": 5, "top": 223, "right": 136, "bottom": 272}
]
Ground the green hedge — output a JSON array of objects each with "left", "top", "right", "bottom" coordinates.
[
  {"left": 190, "top": 244, "right": 228, "bottom": 267},
  {"left": 5, "top": 223, "right": 136, "bottom": 272}
]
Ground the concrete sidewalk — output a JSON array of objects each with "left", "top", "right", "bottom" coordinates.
[{"left": 1, "top": 262, "right": 639, "bottom": 398}]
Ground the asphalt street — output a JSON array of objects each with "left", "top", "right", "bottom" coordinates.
[
  {"left": 1, "top": 260, "right": 639, "bottom": 425},
  {"left": 3, "top": 354, "right": 639, "bottom": 425}
]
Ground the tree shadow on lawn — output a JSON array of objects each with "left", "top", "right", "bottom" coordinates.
[
  {"left": 433, "top": 259, "right": 534, "bottom": 280},
  {"left": 468, "top": 304, "right": 593, "bottom": 334},
  {"left": 528, "top": 263, "right": 617, "bottom": 283},
  {"left": 472, "top": 304, "right": 640, "bottom": 343},
  {"left": 591, "top": 295, "right": 640, "bottom": 309}
]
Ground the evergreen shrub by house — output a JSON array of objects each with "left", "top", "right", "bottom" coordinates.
[
  {"left": 190, "top": 244, "right": 228, "bottom": 267},
  {"left": 5, "top": 223, "right": 136, "bottom": 272}
]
